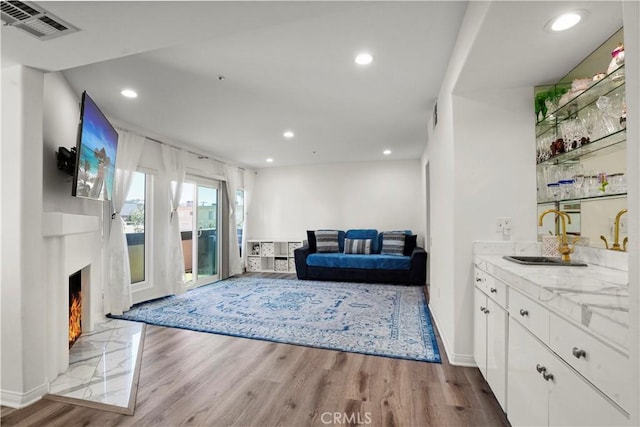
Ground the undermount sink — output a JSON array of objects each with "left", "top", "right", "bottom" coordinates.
[{"left": 503, "top": 256, "right": 588, "bottom": 267}]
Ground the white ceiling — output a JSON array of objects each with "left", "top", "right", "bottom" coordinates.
[
  {"left": 455, "top": 1, "right": 624, "bottom": 94},
  {"left": 1, "top": 1, "right": 625, "bottom": 169}
]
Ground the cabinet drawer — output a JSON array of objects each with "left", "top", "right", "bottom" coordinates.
[
  {"left": 486, "top": 275, "right": 506, "bottom": 308},
  {"left": 474, "top": 268, "right": 488, "bottom": 294},
  {"left": 509, "top": 288, "right": 549, "bottom": 344},
  {"left": 550, "top": 313, "right": 630, "bottom": 412},
  {"left": 475, "top": 268, "right": 507, "bottom": 309}
]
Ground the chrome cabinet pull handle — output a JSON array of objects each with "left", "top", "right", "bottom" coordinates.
[
  {"left": 490, "top": 288, "right": 497, "bottom": 293},
  {"left": 572, "top": 347, "right": 587, "bottom": 359},
  {"left": 536, "top": 364, "right": 546, "bottom": 373},
  {"left": 519, "top": 309, "right": 529, "bottom": 317},
  {"left": 543, "top": 372, "right": 554, "bottom": 381}
]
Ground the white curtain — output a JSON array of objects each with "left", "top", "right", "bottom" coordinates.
[
  {"left": 106, "top": 131, "right": 145, "bottom": 315},
  {"left": 161, "top": 145, "right": 187, "bottom": 294},
  {"left": 241, "top": 169, "right": 255, "bottom": 271},
  {"left": 224, "top": 165, "right": 243, "bottom": 276}
]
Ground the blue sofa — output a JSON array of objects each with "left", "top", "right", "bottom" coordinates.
[{"left": 294, "top": 229, "right": 427, "bottom": 286}]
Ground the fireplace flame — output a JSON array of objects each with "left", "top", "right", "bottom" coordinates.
[{"left": 69, "top": 291, "right": 82, "bottom": 348}]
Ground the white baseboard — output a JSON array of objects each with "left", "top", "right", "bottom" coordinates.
[
  {"left": 429, "top": 308, "right": 477, "bottom": 367},
  {"left": 448, "top": 352, "right": 477, "bottom": 367},
  {"left": 1, "top": 383, "right": 47, "bottom": 409}
]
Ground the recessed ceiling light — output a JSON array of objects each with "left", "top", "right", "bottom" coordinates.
[
  {"left": 283, "top": 131, "right": 294, "bottom": 139},
  {"left": 266, "top": 158, "right": 274, "bottom": 163},
  {"left": 121, "top": 88, "right": 138, "bottom": 98},
  {"left": 355, "top": 52, "right": 373, "bottom": 65},
  {"left": 546, "top": 10, "right": 587, "bottom": 32},
  {"left": 383, "top": 149, "right": 392, "bottom": 155}
]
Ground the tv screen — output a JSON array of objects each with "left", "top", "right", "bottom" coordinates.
[{"left": 72, "top": 91, "right": 118, "bottom": 201}]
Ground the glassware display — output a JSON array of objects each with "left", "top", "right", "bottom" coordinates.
[
  {"left": 571, "top": 164, "right": 585, "bottom": 197},
  {"left": 535, "top": 28, "right": 627, "bottom": 250},
  {"left": 547, "top": 183, "right": 560, "bottom": 201},
  {"left": 609, "top": 173, "right": 626, "bottom": 193},
  {"left": 584, "top": 172, "right": 599, "bottom": 197},
  {"left": 536, "top": 28, "right": 626, "bottom": 205}
]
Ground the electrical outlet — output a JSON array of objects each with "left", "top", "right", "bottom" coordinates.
[
  {"left": 503, "top": 218, "right": 512, "bottom": 235},
  {"left": 496, "top": 217, "right": 511, "bottom": 234}
]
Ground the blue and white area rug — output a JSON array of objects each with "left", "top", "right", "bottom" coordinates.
[{"left": 111, "top": 277, "right": 441, "bottom": 363}]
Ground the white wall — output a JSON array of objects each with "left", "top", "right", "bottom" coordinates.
[
  {"left": 1, "top": 66, "right": 47, "bottom": 407},
  {"left": 622, "top": 1, "right": 640, "bottom": 424},
  {"left": 421, "top": 87, "right": 456, "bottom": 362},
  {"left": 248, "top": 160, "right": 424, "bottom": 243},
  {"left": 422, "top": 1, "right": 490, "bottom": 365},
  {"left": 451, "top": 88, "right": 536, "bottom": 359},
  {"left": 422, "top": 2, "right": 536, "bottom": 365}
]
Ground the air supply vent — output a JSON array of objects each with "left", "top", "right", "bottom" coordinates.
[{"left": 1, "top": 0, "right": 78, "bottom": 40}]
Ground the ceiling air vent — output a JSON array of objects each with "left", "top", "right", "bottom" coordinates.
[{"left": 1, "top": 0, "right": 79, "bottom": 40}]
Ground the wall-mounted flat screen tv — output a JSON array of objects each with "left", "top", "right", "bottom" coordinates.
[{"left": 72, "top": 91, "right": 118, "bottom": 201}]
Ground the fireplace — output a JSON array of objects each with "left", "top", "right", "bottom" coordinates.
[
  {"left": 68, "top": 270, "right": 82, "bottom": 348},
  {"left": 43, "top": 212, "right": 101, "bottom": 383}
]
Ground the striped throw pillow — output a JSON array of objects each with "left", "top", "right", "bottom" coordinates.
[
  {"left": 344, "top": 238, "right": 372, "bottom": 254},
  {"left": 380, "top": 232, "right": 406, "bottom": 256},
  {"left": 315, "top": 230, "right": 340, "bottom": 253}
]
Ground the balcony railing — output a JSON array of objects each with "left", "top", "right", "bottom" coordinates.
[{"left": 126, "top": 228, "right": 243, "bottom": 283}]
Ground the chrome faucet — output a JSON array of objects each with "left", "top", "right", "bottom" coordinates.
[
  {"left": 600, "top": 209, "right": 628, "bottom": 251},
  {"left": 539, "top": 209, "right": 574, "bottom": 262}
]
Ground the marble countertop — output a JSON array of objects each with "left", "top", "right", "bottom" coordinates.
[{"left": 475, "top": 254, "right": 629, "bottom": 353}]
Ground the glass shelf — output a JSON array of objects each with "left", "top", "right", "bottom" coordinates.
[
  {"left": 537, "top": 191, "right": 627, "bottom": 205},
  {"left": 555, "top": 65, "right": 623, "bottom": 120},
  {"left": 535, "top": 64, "right": 625, "bottom": 137},
  {"left": 537, "top": 128, "right": 626, "bottom": 166},
  {"left": 535, "top": 28, "right": 626, "bottom": 249}
]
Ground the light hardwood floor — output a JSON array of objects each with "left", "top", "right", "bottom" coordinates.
[{"left": 2, "top": 275, "right": 509, "bottom": 427}]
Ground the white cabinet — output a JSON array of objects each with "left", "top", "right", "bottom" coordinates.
[
  {"left": 474, "top": 268, "right": 508, "bottom": 412},
  {"left": 474, "top": 258, "right": 630, "bottom": 427},
  {"left": 246, "top": 240, "right": 302, "bottom": 273},
  {"left": 549, "top": 312, "right": 631, "bottom": 411},
  {"left": 507, "top": 319, "right": 549, "bottom": 427},
  {"left": 508, "top": 319, "right": 629, "bottom": 427},
  {"left": 474, "top": 287, "right": 488, "bottom": 378},
  {"left": 486, "top": 298, "right": 507, "bottom": 411}
]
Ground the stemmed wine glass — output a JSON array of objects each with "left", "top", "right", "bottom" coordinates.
[{"left": 571, "top": 164, "right": 585, "bottom": 198}]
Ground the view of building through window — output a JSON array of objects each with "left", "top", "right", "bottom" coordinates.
[
  {"left": 179, "top": 181, "right": 219, "bottom": 282},
  {"left": 124, "top": 171, "right": 146, "bottom": 283},
  {"left": 236, "top": 189, "right": 244, "bottom": 256},
  {"left": 123, "top": 177, "right": 230, "bottom": 284}
]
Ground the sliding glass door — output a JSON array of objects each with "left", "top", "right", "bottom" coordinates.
[
  {"left": 180, "top": 178, "right": 220, "bottom": 287},
  {"left": 196, "top": 185, "right": 218, "bottom": 281}
]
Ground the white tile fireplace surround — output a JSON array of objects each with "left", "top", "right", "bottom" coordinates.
[{"left": 42, "top": 212, "right": 105, "bottom": 386}]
